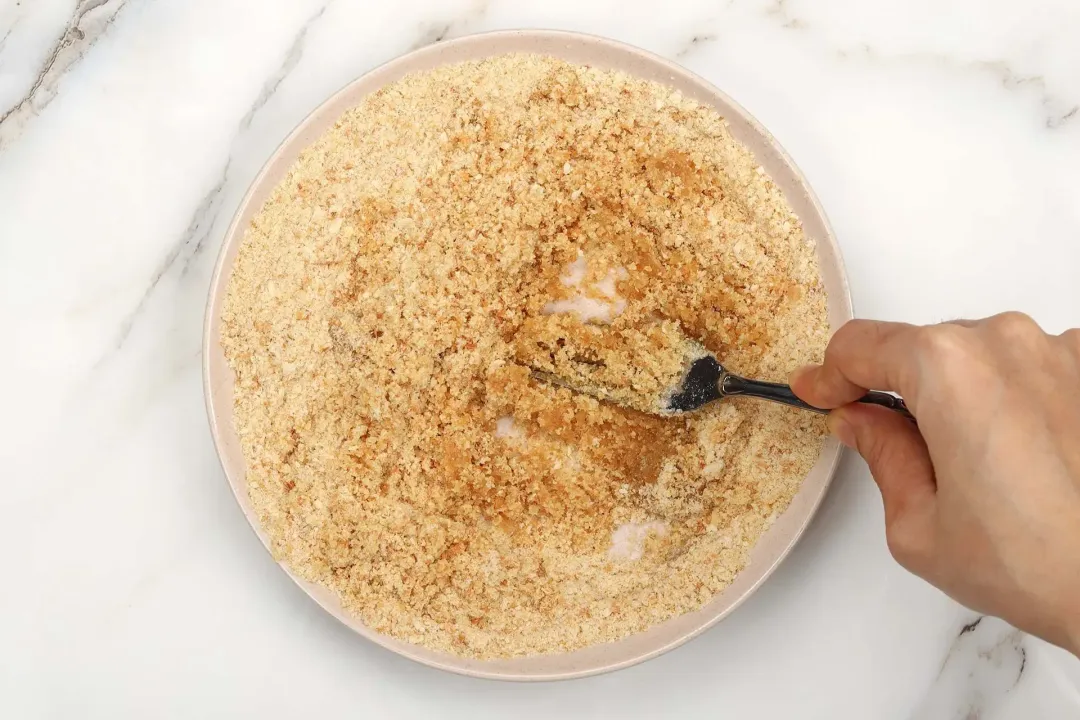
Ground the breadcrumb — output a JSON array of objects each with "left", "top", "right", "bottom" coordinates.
[{"left": 221, "top": 54, "right": 829, "bottom": 659}]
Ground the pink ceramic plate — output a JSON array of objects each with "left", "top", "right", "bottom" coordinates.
[{"left": 203, "top": 29, "right": 851, "bottom": 681}]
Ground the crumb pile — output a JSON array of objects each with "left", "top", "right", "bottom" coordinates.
[
  {"left": 516, "top": 315, "right": 711, "bottom": 415},
  {"left": 221, "top": 55, "right": 830, "bottom": 659}
]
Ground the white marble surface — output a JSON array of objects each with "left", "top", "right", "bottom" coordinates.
[{"left": 2, "top": 0, "right": 1079, "bottom": 717}]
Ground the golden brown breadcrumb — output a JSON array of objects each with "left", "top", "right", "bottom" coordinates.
[{"left": 220, "top": 54, "right": 829, "bottom": 659}]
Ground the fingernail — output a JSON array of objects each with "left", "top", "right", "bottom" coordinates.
[
  {"left": 827, "top": 412, "right": 856, "bottom": 449},
  {"left": 789, "top": 364, "right": 818, "bottom": 388}
]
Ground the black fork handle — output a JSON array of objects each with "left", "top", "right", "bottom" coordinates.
[{"left": 721, "top": 375, "right": 915, "bottom": 421}]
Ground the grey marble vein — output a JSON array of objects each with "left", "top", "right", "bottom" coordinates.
[
  {"left": 109, "top": 180, "right": 241, "bottom": 362},
  {"left": 1050, "top": 106, "right": 1079, "bottom": 128},
  {"left": 0, "top": 16, "right": 20, "bottom": 56},
  {"left": 765, "top": 0, "right": 809, "bottom": 30},
  {"left": 861, "top": 50, "right": 1080, "bottom": 131},
  {"left": 409, "top": 0, "right": 489, "bottom": 51},
  {"left": 910, "top": 616, "right": 1028, "bottom": 720},
  {"left": 239, "top": 2, "right": 330, "bottom": 131},
  {"left": 107, "top": 165, "right": 229, "bottom": 356},
  {"left": 411, "top": 21, "right": 454, "bottom": 51},
  {"left": 0, "top": 0, "right": 129, "bottom": 151},
  {"left": 739, "top": 2, "right": 1080, "bottom": 131},
  {"left": 104, "top": 0, "right": 332, "bottom": 359},
  {"left": 675, "top": 34, "right": 718, "bottom": 59},
  {"left": 837, "top": 45, "right": 1080, "bottom": 130},
  {"left": 972, "top": 59, "right": 1080, "bottom": 128}
]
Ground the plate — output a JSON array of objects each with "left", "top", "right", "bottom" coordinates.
[{"left": 203, "top": 29, "right": 851, "bottom": 681}]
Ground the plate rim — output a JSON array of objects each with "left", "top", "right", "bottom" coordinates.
[{"left": 202, "top": 28, "right": 851, "bottom": 682}]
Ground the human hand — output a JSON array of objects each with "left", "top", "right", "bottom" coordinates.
[{"left": 790, "top": 313, "right": 1080, "bottom": 654}]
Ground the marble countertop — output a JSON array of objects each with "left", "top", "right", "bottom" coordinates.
[{"left": 2, "top": 0, "right": 1080, "bottom": 717}]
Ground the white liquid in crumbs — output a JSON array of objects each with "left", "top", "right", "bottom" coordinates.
[
  {"left": 494, "top": 415, "right": 524, "bottom": 439},
  {"left": 609, "top": 521, "right": 669, "bottom": 561},
  {"left": 542, "top": 253, "right": 629, "bottom": 324}
]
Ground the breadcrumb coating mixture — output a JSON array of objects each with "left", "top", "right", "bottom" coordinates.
[{"left": 221, "top": 55, "right": 829, "bottom": 658}]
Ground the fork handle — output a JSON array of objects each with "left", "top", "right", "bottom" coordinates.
[{"left": 721, "top": 375, "right": 915, "bottom": 421}]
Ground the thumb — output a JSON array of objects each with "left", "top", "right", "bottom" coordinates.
[{"left": 830, "top": 403, "right": 937, "bottom": 534}]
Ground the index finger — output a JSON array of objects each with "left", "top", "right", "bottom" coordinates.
[{"left": 790, "top": 319, "right": 920, "bottom": 409}]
